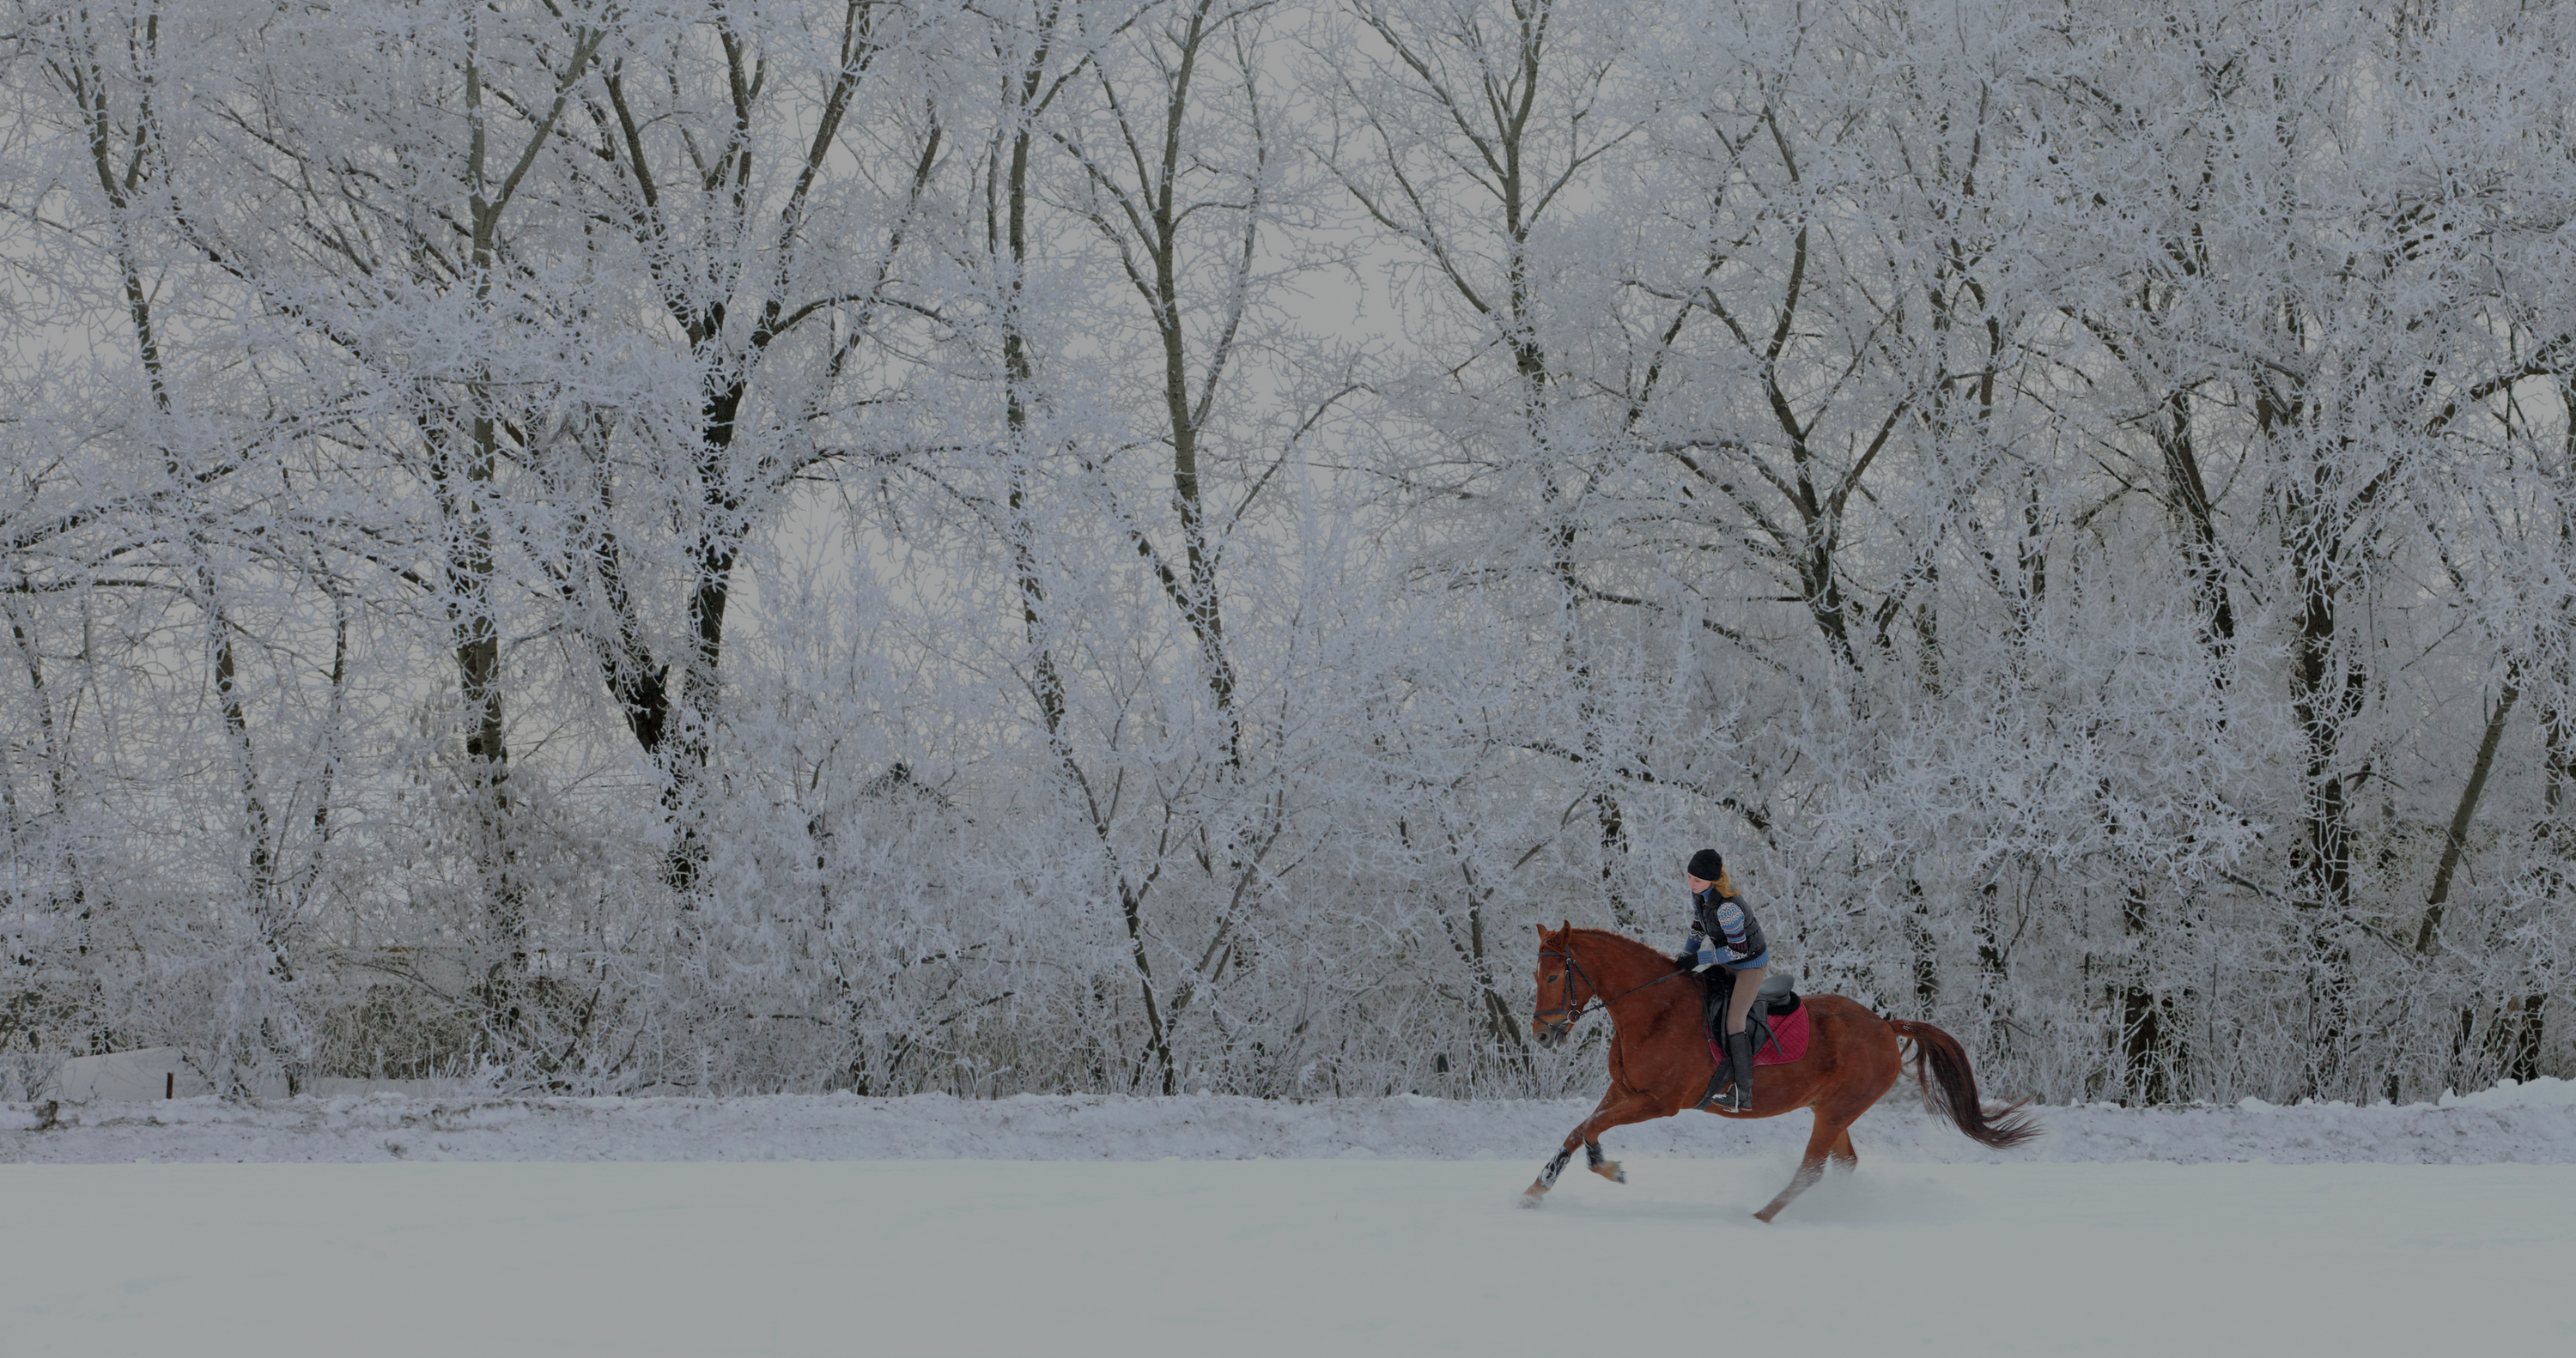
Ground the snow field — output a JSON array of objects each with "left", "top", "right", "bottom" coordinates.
[
  {"left": 5, "top": 1085, "right": 2572, "bottom": 1355},
  {"left": 3, "top": 1157, "right": 2569, "bottom": 1357}
]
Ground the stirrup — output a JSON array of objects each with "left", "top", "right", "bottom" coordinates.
[{"left": 1698, "top": 1064, "right": 1749, "bottom": 1112}]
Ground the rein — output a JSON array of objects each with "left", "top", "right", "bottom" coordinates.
[{"left": 1536, "top": 947, "right": 1692, "bottom": 1026}]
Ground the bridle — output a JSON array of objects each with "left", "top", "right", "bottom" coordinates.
[
  {"left": 1534, "top": 948, "right": 1602, "bottom": 1027},
  {"left": 1534, "top": 944, "right": 1692, "bottom": 1031}
]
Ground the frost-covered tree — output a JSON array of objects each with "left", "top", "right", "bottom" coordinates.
[{"left": 3, "top": 0, "right": 2570, "bottom": 1102}]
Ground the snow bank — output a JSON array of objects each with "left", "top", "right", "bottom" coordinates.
[{"left": 5, "top": 1076, "right": 2572, "bottom": 1166}]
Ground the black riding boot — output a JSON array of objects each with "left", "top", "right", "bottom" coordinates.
[{"left": 1720, "top": 1028, "right": 1757, "bottom": 1112}]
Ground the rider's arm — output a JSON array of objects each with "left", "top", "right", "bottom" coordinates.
[
  {"left": 1678, "top": 928, "right": 1712, "bottom": 968},
  {"left": 1711, "top": 897, "right": 1753, "bottom": 955}
]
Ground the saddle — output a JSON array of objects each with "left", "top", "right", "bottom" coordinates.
[{"left": 1699, "top": 968, "right": 1800, "bottom": 1046}]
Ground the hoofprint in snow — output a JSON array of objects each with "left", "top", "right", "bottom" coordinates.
[
  {"left": 4, "top": 1077, "right": 2574, "bottom": 1164},
  {"left": 4, "top": 1085, "right": 2571, "bottom": 1356}
]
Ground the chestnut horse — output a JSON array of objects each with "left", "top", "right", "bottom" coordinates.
[{"left": 1524, "top": 922, "right": 2038, "bottom": 1221}]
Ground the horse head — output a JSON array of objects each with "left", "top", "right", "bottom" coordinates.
[{"left": 1532, "top": 920, "right": 1589, "bottom": 1050}]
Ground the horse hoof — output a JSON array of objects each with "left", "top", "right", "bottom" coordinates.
[
  {"left": 1590, "top": 1161, "right": 1626, "bottom": 1185},
  {"left": 1519, "top": 1191, "right": 1546, "bottom": 1209}
]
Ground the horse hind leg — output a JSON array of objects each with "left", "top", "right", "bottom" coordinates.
[
  {"left": 1753, "top": 1112, "right": 1850, "bottom": 1223},
  {"left": 1829, "top": 1127, "right": 1858, "bottom": 1174},
  {"left": 1585, "top": 1139, "right": 1626, "bottom": 1185}
]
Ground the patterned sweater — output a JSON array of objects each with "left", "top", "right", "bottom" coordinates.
[{"left": 1679, "top": 889, "right": 1768, "bottom": 968}]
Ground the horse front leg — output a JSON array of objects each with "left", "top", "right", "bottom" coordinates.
[
  {"left": 1521, "top": 1143, "right": 1579, "bottom": 1207},
  {"left": 1522, "top": 1087, "right": 1662, "bottom": 1206}
]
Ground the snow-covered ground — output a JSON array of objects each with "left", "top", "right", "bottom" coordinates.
[
  {"left": 6, "top": 1076, "right": 2575, "bottom": 1165},
  {"left": 6, "top": 1082, "right": 2572, "bottom": 1355}
]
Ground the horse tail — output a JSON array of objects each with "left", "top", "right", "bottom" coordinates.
[{"left": 1887, "top": 1019, "right": 2042, "bottom": 1151}]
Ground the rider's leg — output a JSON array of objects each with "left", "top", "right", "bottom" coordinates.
[
  {"left": 1720, "top": 963, "right": 1766, "bottom": 1112},
  {"left": 1722, "top": 964, "right": 1767, "bottom": 1035}
]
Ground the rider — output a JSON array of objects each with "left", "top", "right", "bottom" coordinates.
[{"left": 1674, "top": 848, "right": 1769, "bottom": 1112}]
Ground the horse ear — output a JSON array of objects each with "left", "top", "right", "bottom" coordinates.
[{"left": 1561, "top": 918, "right": 1572, "bottom": 937}]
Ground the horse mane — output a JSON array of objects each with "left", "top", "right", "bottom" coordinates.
[
  {"left": 1564, "top": 926, "right": 1666, "bottom": 962},
  {"left": 1562, "top": 927, "right": 1683, "bottom": 992}
]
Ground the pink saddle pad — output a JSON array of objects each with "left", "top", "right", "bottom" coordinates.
[{"left": 1710, "top": 1003, "right": 1813, "bottom": 1067}]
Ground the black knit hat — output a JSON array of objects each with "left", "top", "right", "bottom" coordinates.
[{"left": 1687, "top": 848, "right": 1723, "bottom": 881}]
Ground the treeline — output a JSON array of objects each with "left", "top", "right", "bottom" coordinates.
[{"left": 2, "top": 0, "right": 2571, "bottom": 1102}]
